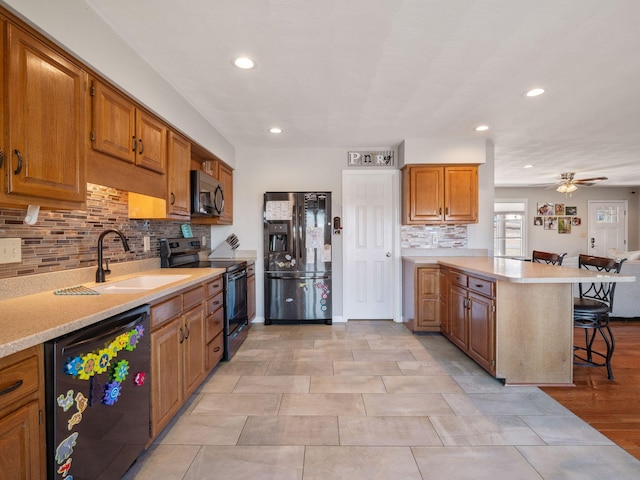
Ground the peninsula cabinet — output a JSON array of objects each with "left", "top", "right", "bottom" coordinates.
[
  {"left": 150, "top": 285, "right": 206, "bottom": 438},
  {"left": 91, "top": 79, "right": 167, "bottom": 174},
  {"left": 402, "top": 261, "right": 443, "bottom": 333},
  {"left": 0, "top": 345, "right": 45, "bottom": 479},
  {"left": 1, "top": 21, "right": 87, "bottom": 209},
  {"left": 446, "top": 269, "right": 496, "bottom": 375},
  {"left": 402, "top": 165, "right": 478, "bottom": 225}
]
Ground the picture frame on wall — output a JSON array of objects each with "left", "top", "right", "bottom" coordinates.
[
  {"left": 565, "top": 206, "right": 577, "bottom": 216},
  {"left": 537, "top": 202, "right": 554, "bottom": 216},
  {"left": 558, "top": 217, "right": 572, "bottom": 234},
  {"left": 544, "top": 216, "right": 557, "bottom": 230},
  {"left": 534, "top": 216, "right": 543, "bottom": 226},
  {"left": 555, "top": 204, "right": 565, "bottom": 215},
  {"left": 572, "top": 217, "right": 582, "bottom": 226}
]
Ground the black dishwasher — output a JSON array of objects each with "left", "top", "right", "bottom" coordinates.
[{"left": 44, "top": 304, "right": 150, "bottom": 480}]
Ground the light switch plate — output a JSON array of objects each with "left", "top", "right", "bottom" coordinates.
[
  {"left": 143, "top": 236, "right": 151, "bottom": 252},
  {"left": 0, "top": 238, "right": 22, "bottom": 264}
]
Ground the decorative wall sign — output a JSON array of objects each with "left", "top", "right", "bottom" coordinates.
[{"left": 347, "top": 150, "right": 394, "bottom": 167}]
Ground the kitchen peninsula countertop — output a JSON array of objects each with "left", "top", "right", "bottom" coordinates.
[
  {"left": 403, "top": 255, "right": 635, "bottom": 384},
  {"left": 402, "top": 256, "right": 636, "bottom": 284},
  {"left": 0, "top": 267, "right": 225, "bottom": 359}
]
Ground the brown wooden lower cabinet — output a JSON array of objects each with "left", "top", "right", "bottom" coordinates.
[
  {"left": 0, "top": 345, "right": 45, "bottom": 479},
  {"left": 406, "top": 260, "right": 575, "bottom": 385},
  {"left": 150, "top": 283, "right": 209, "bottom": 439},
  {"left": 445, "top": 269, "right": 496, "bottom": 375},
  {"left": 205, "top": 275, "right": 224, "bottom": 371}
]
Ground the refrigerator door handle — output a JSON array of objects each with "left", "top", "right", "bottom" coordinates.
[
  {"left": 298, "top": 204, "right": 303, "bottom": 261},
  {"left": 267, "top": 273, "right": 331, "bottom": 280}
]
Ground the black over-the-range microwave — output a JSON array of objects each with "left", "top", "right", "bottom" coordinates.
[{"left": 190, "top": 170, "right": 225, "bottom": 217}]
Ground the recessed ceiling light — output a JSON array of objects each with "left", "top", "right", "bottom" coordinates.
[
  {"left": 475, "top": 125, "right": 489, "bottom": 132},
  {"left": 233, "top": 57, "right": 255, "bottom": 69},
  {"left": 525, "top": 88, "right": 545, "bottom": 97},
  {"left": 524, "top": 164, "right": 534, "bottom": 169},
  {"left": 269, "top": 127, "right": 282, "bottom": 134}
]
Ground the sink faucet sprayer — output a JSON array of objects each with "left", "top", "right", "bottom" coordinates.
[{"left": 96, "top": 229, "right": 131, "bottom": 283}]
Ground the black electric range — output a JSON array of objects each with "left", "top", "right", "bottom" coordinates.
[
  {"left": 160, "top": 238, "right": 249, "bottom": 360},
  {"left": 160, "top": 238, "right": 246, "bottom": 272}
]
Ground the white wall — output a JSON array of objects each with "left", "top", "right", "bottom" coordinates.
[
  {"left": 2, "top": 0, "right": 235, "bottom": 164},
  {"left": 231, "top": 144, "right": 494, "bottom": 321},
  {"left": 496, "top": 186, "right": 640, "bottom": 258},
  {"left": 229, "top": 147, "right": 379, "bottom": 321}
]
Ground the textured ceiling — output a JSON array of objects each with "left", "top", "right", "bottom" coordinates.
[{"left": 84, "top": 0, "right": 640, "bottom": 187}]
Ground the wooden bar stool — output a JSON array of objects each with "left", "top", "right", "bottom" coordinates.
[
  {"left": 573, "top": 254, "right": 626, "bottom": 380},
  {"left": 532, "top": 250, "right": 567, "bottom": 265}
]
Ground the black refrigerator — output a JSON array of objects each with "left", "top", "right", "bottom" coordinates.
[{"left": 264, "top": 192, "right": 332, "bottom": 324}]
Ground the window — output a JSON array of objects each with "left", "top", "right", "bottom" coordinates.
[{"left": 494, "top": 201, "right": 527, "bottom": 257}]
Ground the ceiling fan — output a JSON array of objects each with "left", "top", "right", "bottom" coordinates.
[{"left": 555, "top": 172, "right": 608, "bottom": 194}]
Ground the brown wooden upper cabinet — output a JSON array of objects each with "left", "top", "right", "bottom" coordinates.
[
  {"left": 166, "top": 130, "right": 191, "bottom": 219},
  {"left": 91, "top": 79, "right": 167, "bottom": 174},
  {"left": 1, "top": 22, "right": 87, "bottom": 208},
  {"left": 214, "top": 161, "right": 233, "bottom": 225},
  {"left": 402, "top": 165, "right": 478, "bottom": 225}
]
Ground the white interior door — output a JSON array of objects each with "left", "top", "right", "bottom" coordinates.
[
  {"left": 343, "top": 171, "right": 396, "bottom": 320},
  {"left": 587, "top": 200, "right": 627, "bottom": 257}
]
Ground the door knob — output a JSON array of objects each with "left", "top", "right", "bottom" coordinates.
[
  {"left": 386, "top": 252, "right": 391, "bottom": 257},
  {"left": 591, "top": 238, "right": 595, "bottom": 248}
]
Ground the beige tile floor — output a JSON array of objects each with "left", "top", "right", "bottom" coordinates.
[{"left": 124, "top": 321, "right": 640, "bottom": 479}]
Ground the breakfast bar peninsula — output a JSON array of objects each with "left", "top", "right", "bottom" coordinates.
[{"left": 402, "top": 256, "right": 636, "bottom": 386}]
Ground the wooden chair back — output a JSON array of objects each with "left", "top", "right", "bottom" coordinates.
[
  {"left": 532, "top": 250, "right": 567, "bottom": 266},
  {"left": 577, "top": 254, "right": 627, "bottom": 310}
]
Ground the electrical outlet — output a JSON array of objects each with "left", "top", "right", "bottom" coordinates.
[
  {"left": 143, "top": 236, "right": 151, "bottom": 252},
  {"left": 0, "top": 238, "right": 22, "bottom": 264},
  {"left": 201, "top": 236, "right": 206, "bottom": 247}
]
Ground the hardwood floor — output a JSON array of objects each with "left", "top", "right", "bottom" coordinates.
[{"left": 541, "top": 320, "right": 640, "bottom": 461}]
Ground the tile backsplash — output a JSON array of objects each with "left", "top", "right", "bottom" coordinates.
[
  {"left": 0, "top": 184, "right": 210, "bottom": 280},
  {"left": 401, "top": 225, "right": 468, "bottom": 249}
]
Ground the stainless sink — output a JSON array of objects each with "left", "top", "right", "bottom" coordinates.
[{"left": 91, "top": 274, "right": 191, "bottom": 294}]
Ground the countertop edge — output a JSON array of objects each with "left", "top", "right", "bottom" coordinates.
[
  {"left": 0, "top": 268, "right": 225, "bottom": 360},
  {"left": 403, "top": 256, "right": 636, "bottom": 284}
]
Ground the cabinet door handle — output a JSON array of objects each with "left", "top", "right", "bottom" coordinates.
[
  {"left": 0, "top": 148, "right": 3, "bottom": 169},
  {"left": 132, "top": 136, "right": 137, "bottom": 152},
  {"left": 184, "top": 324, "right": 190, "bottom": 339},
  {"left": 213, "top": 346, "right": 221, "bottom": 353},
  {"left": 446, "top": 207, "right": 449, "bottom": 216},
  {"left": 13, "top": 149, "right": 23, "bottom": 175},
  {"left": 138, "top": 139, "right": 144, "bottom": 154},
  {"left": 439, "top": 207, "right": 442, "bottom": 217},
  {"left": 0, "top": 379, "right": 23, "bottom": 396},
  {"left": 474, "top": 284, "right": 484, "bottom": 289},
  {"left": 170, "top": 192, "right": 175, "bottom": 205},
  {"left": 179, "top": 326, "right": 185, "bottom": 343}
]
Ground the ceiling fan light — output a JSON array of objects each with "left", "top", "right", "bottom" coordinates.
[{"left": 557, "top": 183, "right": 577, "bottom": 193}]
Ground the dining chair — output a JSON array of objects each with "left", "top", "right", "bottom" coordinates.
[
  {"left": 573, "top": 254, "right": 626, "bottom": 380},
  {"left": 532, "top": 250, "right": 567, "bottom": 266}
]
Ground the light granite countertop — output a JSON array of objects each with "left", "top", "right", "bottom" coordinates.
[
  {"left": 0, "top": 266, "right": 225, "bottom": 359},
  {"left": 402, "top": 256, "right": 636, "bottom": 284}
]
